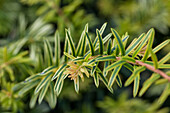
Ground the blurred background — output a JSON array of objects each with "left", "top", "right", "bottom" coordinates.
[{"left": 0, "top": 0, "right": 170, "bottom": 113}]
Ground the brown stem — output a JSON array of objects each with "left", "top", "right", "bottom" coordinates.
[
  {"left": 116, "top": 57, "right": 170, "bottom": 81},
  {"left": 135, "top": 60, "right": 170, "bottom": 81}
]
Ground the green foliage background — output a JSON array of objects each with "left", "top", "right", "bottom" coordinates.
[{"left": 0, "top": 0, "right": 170, "bottom": 113}]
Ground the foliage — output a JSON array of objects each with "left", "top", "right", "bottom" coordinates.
[
  {"left": 97, "top": 92, "right": 169, "bottom": 113},
  {"left": 0, "top": 47, "right": 32, "bottom": 82},
  {"left": 0, "top": 0, "right": 20, "bottom": 35},
  {"left": 7, "top": 15, "right": 53, "bottom": 55},
  {"left": 97, "top": 0, "right": 170, "bottom": 36},
  {"left": 20, "top": 0, "right": 98, "bottom": 42},
  {"left": 0, "top": 15, "right": 53, "bottom": 112},
  {"left": 0, "top": 46, "right": 33, "bottom": 112},
  {"left": 16, "top": 23, "right": 170, "bottom": 109},
  {"left": 0, "top": 82, "right": 24, "bottom": 113}
]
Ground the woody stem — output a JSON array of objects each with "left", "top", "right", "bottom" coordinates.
[{"left": 116, "top": 57, "right": 170, "bottom": 81}]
